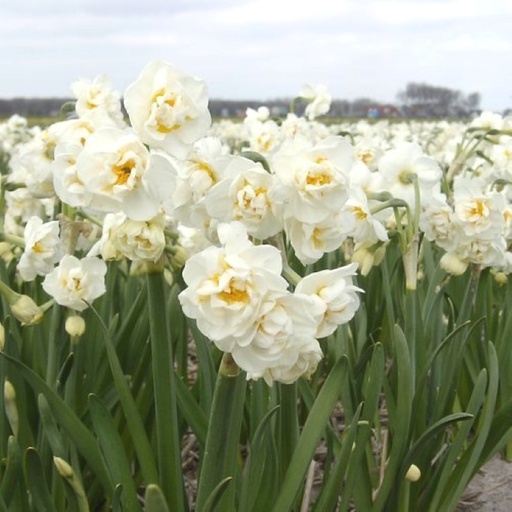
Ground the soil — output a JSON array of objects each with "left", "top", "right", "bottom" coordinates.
[{"left": 457, "top": 455, "right": 512, "bottom": 511}]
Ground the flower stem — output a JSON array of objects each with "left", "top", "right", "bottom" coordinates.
[
  {"left": 196, "top": 352, "right": 247, "bottom": 512},
  {"left": 146, "top": 271, "right": 186, "bottom": 510}
]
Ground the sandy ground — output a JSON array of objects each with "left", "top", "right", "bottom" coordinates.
[{"left": 457, "top": 455, "right": 512, "bottom": 511}]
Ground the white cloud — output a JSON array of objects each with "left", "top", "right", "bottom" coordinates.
[{"left": 0, "top": 0, "right": 510, "bottom": 111}]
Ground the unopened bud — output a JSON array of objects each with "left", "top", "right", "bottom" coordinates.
[
  {"left": 494, "top": 271, "right": 508, "bottom": 285},
  {"left": 164, "top": 268, "right": 174, "bottom": 287},
  {"left": 65, "top": 315, "right": 86, "bottom": 339},
  {"left": 10, "top": 294, "right": 44, "bottom": 326},
  {"left": 0, "top": 322, "right": 4, "bottom": 350},
  {"left": 4, "top": 380, "right": 19, "bottom": 437},
  {"left": 405, "top": 464, "right": 421, "bottom": 482},
  {"left": 440, "top": 253, "right": 468, "bottom": 276},
  {"left": 54, "top": 456, "right": 74, "bottom": 479}
]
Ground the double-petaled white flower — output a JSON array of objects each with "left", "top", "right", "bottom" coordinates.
[
  {"left": 124, "top": 60, "right": 211, "bottom": 159},
  {"left": 17, "top": 216, "right": 64, "bottom": 281},
  {"left": 178, "top": 222, "right": 288, "bottom": 343},
  {"left": 170, "top": 136, "right": 233, "bottom": 229},
  {"left": 205, "top": 156, "right": 282, "bottom": 240},
  {"left": 232, "top": 293, "right": 322, "bottom": 385},
  {"left": 75, "top": 127, "right": 175, "bottom": 220},
  {"left": 295, "top": 263, "right": 363, "bottom": 338},
  {"left": 284, "top": 211, "right": 355, "bottom": 265},
  {"left": 270, "top": 135, "right": 353, "bottom": 224},
  {"left": 453, "top": 177, "right": 506, "bottom": 239},
  {"left": 71, "top": 74, "right": 125, "bottom": 127},
  {"left": 91, "top": 212, "right": 166, "bottom": 262},
  {"left": 42, "top": 255, "right": 107, "bottom": 311}
]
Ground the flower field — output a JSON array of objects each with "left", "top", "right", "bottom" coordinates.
[{"left": 1, "top": 60, "right": 512, "bottom": 511}]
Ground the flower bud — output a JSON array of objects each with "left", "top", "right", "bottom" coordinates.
[
  {"left": 53, "top": 456, "right": 74, "bottom": 479},
  {"left": 4, "top": 380, "right": 19, "bottom": 437},
  {"left": 494, "top": 271, "right": 508, "bottom": 286},
  {"left": 0, "top": 322, "right": 5, "bottom": 350},
  {"left": 10, "top": 294, "right": 44, "bottom": 326},
  {"left": 440, "top": 253, "right": 468, "bottom": 276},
  {"left": 65, "top": 315, "right": 86, "bottom": 339},
  {"left": 405, "top": 464, "right": 421, "bottom": 482},
  {"left": 170, "top": 245, "right": 188, "bottom": 271}
]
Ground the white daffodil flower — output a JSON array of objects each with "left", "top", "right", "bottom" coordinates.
[
  {"left": 205, "top": 157, "right": 282, "bottom": 240},
  {"left": 231, "top": 293, "right": 322, "bottom": 385},
  {"left": 178, "top": 222, "right": 288, "bottom": 344},
  {"left": 17, "top": 216, "right": 64, "bottom": 282},
  {"left": 71, "top": 74, "right": 125, "bottom": 127},
  {"left": 75, "top": 128, "right": 175, "bottom": 221},
  {"left": 377, "top": 142, "right": 442, "bottom": 210},
  {"left": 299, "top": 84, "right": 332, "bottom": 121},
  {"left": 124, "top": 59, "right": 211, "bottom": 158},
  {"left": 91, "top": 212, "right": 166, "bottom": 263},
  {"left": 270, "top": 135, "right": 353, "bottom": 224},
  {"left": 295, "top": 264, "right": 363, "bottom": 339},
  {"left": 42, "top": 255, "right": 107, "bottom": 312}
]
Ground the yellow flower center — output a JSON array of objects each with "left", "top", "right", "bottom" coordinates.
[{"left": 113, "top": 159, "right": 136, "bottom": 185}]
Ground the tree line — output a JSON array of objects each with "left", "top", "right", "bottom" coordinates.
[{"left": 0, "top": 82, "right": 484, "bottom": 120}]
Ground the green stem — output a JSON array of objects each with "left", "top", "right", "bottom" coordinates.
[
  {"left": 196, "top": 353, "right": 247, "bottom": 512},
  {"left": 146, "top": 271, "right": 186, "bottom": 510},
  {"left": 277, "top": 382, "right": 299, "bottom": 485}
]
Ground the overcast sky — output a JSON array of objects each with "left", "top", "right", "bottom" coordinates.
[{"left": 1, "top": 0, "right": 511, "bottom": 112}]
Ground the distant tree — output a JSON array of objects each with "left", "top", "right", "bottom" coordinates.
[{"left": 397, "top": 82, "right": 478, "bottom": 117}]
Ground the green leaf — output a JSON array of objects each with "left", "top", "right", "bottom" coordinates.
[
  {"left": 146, "top": 272, "right": 186, "bottom": 509},
  {"left": 239, "top": 405, "right": 280, "bottom": 511},
  {"left": 272, "top": 356, "right": 347, "bottom": 512},
  {"left": 0, "top": 436, "right": 22, "bottom": 506},
  {"left": 24, "top": 448, "right": 57, "bottom": 512},
  {"left": 88, "top": 394, "right": 142, "bottom": 512},
  {"left": 202, "top": 477, "right": 233, "bottom": 512},
  {"left": 87, "top": 305, "right": 159, "bottom": 486},
  {"left": 111, "top": 484, "right": 124, "bottom": 512},
  {"left": 38, "top": 394, "right": 67, "bottom": 458},
  {"left": 399, "top": 412, "right": 473, "bottom": 480},
  {"left": 0, "top": 352, "right": 112, "bottom": 494},
  {"left": 478, "top": 400, "right": 512, "bottom": 466},
  {"left": 425, "top": 368, "right": 488, "bottom": 511},
  {"left": 174, "top": 375, "right": 208, "bottom": 447},
  {"left": 438, "top": 342, "right": 499, "bottom": 512},
  {"left": 372, "top": 324, "right": 413, "bottom": 511},
  {"left": 144, "top": 484, "right": 170, "bottom": 512},
  {"left": 313, "top": 403, "right": 364, "bottom": 512}
]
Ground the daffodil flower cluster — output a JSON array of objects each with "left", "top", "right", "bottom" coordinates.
[
  {"left": 178, "top": 222, "right": 361, "bottom": 384},
  {"left": 3, "top": 58, "right": 512, "bottom": 383}
]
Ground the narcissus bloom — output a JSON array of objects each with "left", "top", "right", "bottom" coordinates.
[
  {"left": 75, "top": 128, "right": 175, "bottom": 220},
  {"left": 42, "top": 255, "right": 107, "bottom": 311},
  {"left": 18, "top": 216, "right": 64, "bottom": 281},
  {"left": 124, "top": 60, "right": 211, "bottom": 159},
  {"left": 178, "top": 222, "right": 288, "bottom": 343},
  {"left": 270, "top": 135, "right": 353, "bottom": 224},
  {"left": 71, "top": 74, "right": 125, "bottom": 127},
  {"left": 299, "top": 84, "right": 332, "bottom": 120},
  {"left": 205, "top": 156, "right": 282, "bottom": 239},
  {"left": 91, "top": 212, "right": 166, "bottom": 262},
  {"left": 229, "top": 293, "right": 322, "bottom": 385},
  {"left": 295, "top": 263, "right": 363, "bottom": 338}
]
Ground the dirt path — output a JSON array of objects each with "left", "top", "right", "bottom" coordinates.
[{"left": 457, "top": 455, "right": 512, "bottom": 511}]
